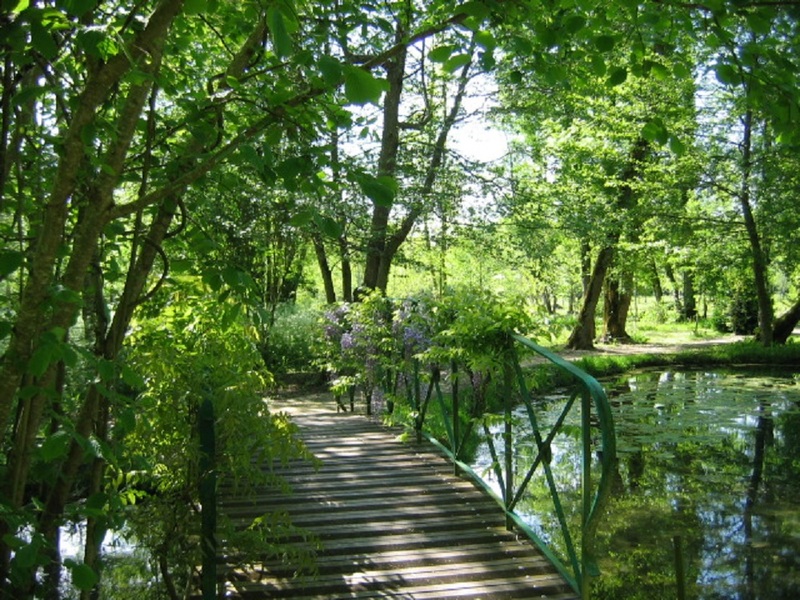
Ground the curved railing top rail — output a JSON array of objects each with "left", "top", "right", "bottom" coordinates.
[
  {"left": 400, "top": 334, "right": 617, "bottom": 599},
  {"left": 512, "top": 334, "right": 618, "bottom": 574},
  {"left": 511, "top": 333, "right": 617, "bottom": 466}
]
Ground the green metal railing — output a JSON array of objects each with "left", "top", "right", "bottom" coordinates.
[{"left": 401, "top": 334, "right": 617, "bottom": 599}]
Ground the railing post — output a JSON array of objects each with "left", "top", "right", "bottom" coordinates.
[
  {"left": 452, "top": 361, "right": 460, "bottom": 475},
  {"left": 414, "top": 360, "right": 422, "bottom": 444},
  {"left": 503, "top": 358, "right": 514, "bottom": 530},
  {"left": 581, "top": 389, "right": 592, "bottom": 599},
  {"left": 198, "top": 395, "right": 217, "bottom": 600}
]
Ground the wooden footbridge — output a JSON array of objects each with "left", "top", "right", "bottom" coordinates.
[
  {"left": 218, "top": 393, "right": 579, "bottom": 599},
  {"left": 211, "top": 336, "right": 617, "bottom": 599}
]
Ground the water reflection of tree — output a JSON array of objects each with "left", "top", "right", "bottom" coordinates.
[{"left": 742, "top": 400, "right": 772, "bottom": 600}]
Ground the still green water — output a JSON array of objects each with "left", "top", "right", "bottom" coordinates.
[{"left": 472, "top": 369, "right": 800, "bottom": 599}]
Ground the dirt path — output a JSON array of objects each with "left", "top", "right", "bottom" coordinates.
[{"left": 554, "top": 334, "right": 748, "bottom": 362}]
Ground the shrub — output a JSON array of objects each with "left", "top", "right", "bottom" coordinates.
[
  {"left": 259, "top": 303, "right": 322, "bottom": 374},
  {"left": 729, "top": 283, "right": 759, "bottom": 335}
]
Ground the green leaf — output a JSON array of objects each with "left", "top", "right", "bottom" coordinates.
[
  {"left": 9, "top": 0, "right": 29, "bottom": 13},
  {"left": 564, "top": 15, "right": 586, "bottom": 34},
  {"left": 649, "top": 61, "right": 670, "bottom": 80},
  {"left": 594, "top": 35, "right": 615, "bottom": 53},
  {"left": 641, "top": 119, "right": 669, "bottom": 145},
  {"left": 475, "top": 31, "right": 495, "bottom": 51},
  {"left": 13, "top": 543, "right": 38, "bottom": 569},
  {"left": 0, "top": 250, "right": 23, "bottom": 278},
  {"left": 428, "top": 45, "right": 455, "bottom": 63},
  {"left": 67, "top": 562, "right": 98, "bottom": 591},
  {"left": 457, "top": 1, "right": 491, "bottom": 21},
  {"left": 65, "top": 0, "right": 95, "bottom": 17},
  {"left": 673, "top": 62, "right": 691, "bottom": 79},
  {"left": 30, "top": 21, "right": 58, "bottom": 60},
  {"left": 120, "top": 364, "right": 145, "bottom": 389},
  {"left": 669, "top": 135, "right": 687, "bottom": 156},
  {"left": 343, "top": 66, "right": 384, "bottom": 105},
  {"left": 184, "top": 0, "right": 206, "bottom": 15},
  {"left": 316, "top": 215, "right": 343, "bottom": 239},
  {"left": 239, "top": 144, "right": 262, "bottom": 171},
  {"left": 290, "top": 208, "right": 314, "bottom": 227},
  {"left": 590, "top": 54, "right": 606, "bottom": 76},
  {"left": 267, "top": 6, "right": 293, "bottom": 58},
  {"left": 443, "top": 53, "right": 472, "bottom": 73},
  {"left": 39, "top": 431, "right": 71, "bottom": 461},
  {"left": 359, "top": 175, "right": 396, "bottom": 207},
  {"left": 606, "top": 66, "right": 627, "bottom": 87},
  {"left": 318, "top": 55, "right": 342, "bottom": 86},
  {"left": 745, "top": 10, "right": 772, "bottom": 35},
  {"left": 28, "top": 344, "right": 56, "bottom": 377},
  {"left": 715, "top": 62, "right": 739, "bottom": 86}
]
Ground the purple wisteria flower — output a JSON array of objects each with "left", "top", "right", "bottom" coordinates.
[{"left": 340, "top": 332, "right": 356, "bottom": 351}]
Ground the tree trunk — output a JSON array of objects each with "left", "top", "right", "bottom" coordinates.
[
  {"left": 602, "top": 273, "right": 633, "bottom": 342},
  {"left": 773, "top": 298, "right": 800, "bottom": 344},
  {"left": 567, "top": 246, "right": 615, "bottom": 350},
  {"left": 580, "top": 240, "right": 592, "bottom": 296},
  {"left": 681, "top": 269, "right": 697, "bottom": 321},
  {"left": 362, "top": 24, "right": 406, "bottom": 291},
  {"left": 650, "top": 258, "right": 663, "bottom": 303},
  {"left": 664, "top": 262, "right": 683, "bottom": 316},
  {"left": 339, "top": 234, "right": 353, "bottom": 302},
  {"left": 739, "top": 109, "right": 774, "bottom": 345},
  {"left": 567, "top": 138, "right": 648, "bottom": 350},
  {"left": 363, "top": 31, "right": 475, "bottom": 293},
  {"left": 312, "top": 233, "right": 336, "bottom": 303}
]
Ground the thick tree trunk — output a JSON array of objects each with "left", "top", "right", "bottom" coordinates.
[
  {"left": 602, "top": 273, "right": 633, "bottom": 342},
  {"left": 773, "top": 298, "right": 800, "bottom": 344}
]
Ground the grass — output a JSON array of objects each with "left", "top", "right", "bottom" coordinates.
[{"left": 572, "top": 340, "right": 800, "bottom": 380}]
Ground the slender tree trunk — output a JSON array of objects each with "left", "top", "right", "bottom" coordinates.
[
  {"left": 664, "top": 262, "right": 683, "bottom": 316},
  {"left": 739, "top": 109, "right": 774, "bottom": 345},
  {"left": 580, "top": 240, "right": 592, "bottom": 296},
  {"left": 339, "top": 234, "right": 353, "bottom": 302},
  {"left": 681, "top": 269, "right": 697, "bottom": 321},
  {"left": 362, "top": 23, "right": 406, "bottom": 291},
  {"left": 567, "top": 246, "right": 615, "bottom": 349},
  {"left": 364, "top": 30, "right": 475, "bottom": 293},
  {"left": 650, "top": 258, "right": 663, "bottom": 303},
  {"left": 312, "top": 233, "right": 336, "bottom": 303}
]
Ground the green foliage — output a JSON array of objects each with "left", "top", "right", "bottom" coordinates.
[
  {"left": 260, "top": 303, "right": 323, "bottom": 374},
  {"left": 422, "top": 287, "right": 536, "bottom": 372},
  {"left": 116, "top": 278, "right": 313, "bottom": 593}
]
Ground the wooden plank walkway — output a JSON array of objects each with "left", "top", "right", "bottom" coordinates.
[{"left": 217, "top": 391, "right": 579, "bottom": 599}]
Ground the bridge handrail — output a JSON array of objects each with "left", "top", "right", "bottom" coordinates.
[{"left": 402, "top": 334, "right": 617, "bottom": 599}]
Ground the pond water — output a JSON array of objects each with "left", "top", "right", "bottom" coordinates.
[{"left": 471, "top": 368, "right": 800, "bottom": 600}]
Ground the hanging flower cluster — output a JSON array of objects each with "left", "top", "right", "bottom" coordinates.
[{"left": 318, "top": 287, "right": 536, "bottom": 415}]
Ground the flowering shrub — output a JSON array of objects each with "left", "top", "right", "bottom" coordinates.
[{"left": 318, "top": 287, "right": 537, "bottom": 416}]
